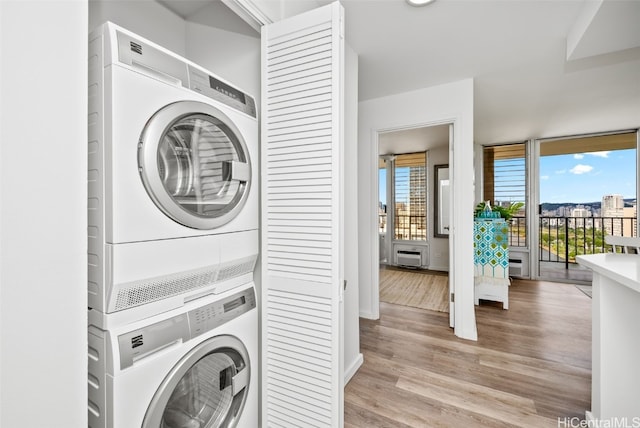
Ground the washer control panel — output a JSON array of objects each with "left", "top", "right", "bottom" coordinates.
[
  {"left": 188, "top": 287, "right": 256, "bottom": 338},
  {"left": 118, "top": 287, "right": 256, "bottom": 370}
]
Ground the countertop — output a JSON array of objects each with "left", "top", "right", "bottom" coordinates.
[{"left": 576, "top": 253, "right": 640, "bottom": 294}]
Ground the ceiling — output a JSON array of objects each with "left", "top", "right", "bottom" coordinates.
[
  {"left": 378, "top": 125, "right": 449, "bottom": 155},
  {"left": 157, "top": 0, "right": 640, "bottom": 145}
]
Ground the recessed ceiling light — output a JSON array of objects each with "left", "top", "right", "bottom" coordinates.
[{"left": 406, "top": 0, "right": 436, "bottom": 6}]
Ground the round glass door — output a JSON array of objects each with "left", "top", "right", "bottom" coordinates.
[
  {"left": 139, "top": 101, "right": 251, "bottom": 230},
  {"left": 143, "top": 336, "right": 250, "bottom": 428}
]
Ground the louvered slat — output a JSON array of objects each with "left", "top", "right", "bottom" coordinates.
[{"left": 262, "top": 3, "right": 343, "bottom": 426}]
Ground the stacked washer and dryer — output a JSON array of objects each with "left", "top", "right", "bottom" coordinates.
[{"left": 88, "top": 22, "right": 258, "bottom": 428}]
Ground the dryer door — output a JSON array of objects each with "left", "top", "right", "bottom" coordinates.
[
  {"left": 143, "top": 335, "right": 250, "bottom": 428},
  {"left": 139, "top": 101, "right": 251, "bottom": 230}
]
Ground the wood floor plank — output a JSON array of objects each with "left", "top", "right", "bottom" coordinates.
[
  {"left": 345, "top": 279, "right": 592, "bottom": 427},
  {"left": 396, "top": 376, "right": 555, "bottom": 427},
  {"left": 345, "top": 402, "right": 415, "bottom": 428}
]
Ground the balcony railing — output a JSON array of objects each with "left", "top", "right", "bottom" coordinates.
[
  {"left": 379, "top": 213, "right": 426, "bottom": 241},
  {"left": 381, "top": 214, "right": 638, "bottom": 269},
  {"left": 509, "top": 216, "right": 527, "bottom": 247},
  {"left": 539, "top": 216, "right": 637, "bottom": 268}
]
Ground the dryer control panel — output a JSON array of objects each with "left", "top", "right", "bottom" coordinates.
[
  {"left": 188, "top": 66, "right": 257, "bottom": 118},
  {"left": 114, "top": 27, "right": 257, "bottom": 119},
  {"left": 117, "top": 287, "right": 256, "bottom": 370}
]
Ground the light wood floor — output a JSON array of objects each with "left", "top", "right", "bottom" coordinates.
[
  {"left": 379, "top": 268, "right": 449, "bottom": 313},
  {"left": 345, "top": 279, "right": 591, "bottom": 427}
]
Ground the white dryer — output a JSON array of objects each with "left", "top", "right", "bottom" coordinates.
[
  {"left": 88, "top": 283, "right": 258, "bottom": 428},
  {"left": 88, "top": 22, "right": 259, "bottom": 328}
]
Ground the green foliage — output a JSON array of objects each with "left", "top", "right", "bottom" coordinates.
[
  {"left": 474, "top": 201, "right": 525, "bottom": 220},
  {"left": 540, "top": 224, "right": 608, "bottom": 262}
]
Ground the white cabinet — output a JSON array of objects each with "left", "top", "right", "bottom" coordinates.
[
  {"left": 473, "top": 218, "right": 510, "bottom": 309},
  {"left": 577, "top": 254, "right": 640, "bottom": 422}
]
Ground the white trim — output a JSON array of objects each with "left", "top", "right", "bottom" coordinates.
[
  {"left": 449, "top": 121, "right": 456, "bottom": 327},
  {"left": 221, "top": 0, "right": 273, "bottom": 32},
  {"left": 636, "top": 130, "right": 639, "bottom": 235},
  {"left": 529, "top": 139, "right": 540, "bottom": 280},
  {"left": 370, "top": 127, "right": 381, "bottom": 320},
  {"left": 371, "top": 119, "right": 461, "bottom": 330},
  {"left": 343, "top": 353, "right": 363, "bottom": 385},
  {"left": 358, "top": 309, "right": 377, "bottom": 320}
]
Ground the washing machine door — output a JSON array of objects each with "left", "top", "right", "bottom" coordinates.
[
  {"left": 143, "top": 335, "right": 250, "bottom": 428},
  {"left": 139, "top": 101, "right": 251, "bottom": 230}
]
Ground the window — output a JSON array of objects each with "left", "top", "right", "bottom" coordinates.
[
  {"left": 483, "top": 143, "right": 526, "bottom": 246},
  {"left": 394, "top": 153, "right": 427, "bottom": 241}
]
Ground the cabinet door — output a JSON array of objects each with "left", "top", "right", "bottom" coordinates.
[{"left": 261, "top": 2, "right": 345, "bottom": 427}]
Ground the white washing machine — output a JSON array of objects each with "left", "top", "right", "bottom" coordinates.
[
  {"left": 88, "top": 283, "right": 258, "bottom": 428},
  {"left": 88, "top": 22, "right": 259, "bottom": 328}
]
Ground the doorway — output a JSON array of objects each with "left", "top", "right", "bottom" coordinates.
[{"left": 377, "top": 125, "right": 450, "bottom": 314}]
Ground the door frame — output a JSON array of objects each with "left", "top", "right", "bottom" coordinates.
[
  {"left": 370, "top": 119, "right": 454, "bottom": 322},
  {"left": 360, "top": 80, "right": 476, "bottom": 341}
]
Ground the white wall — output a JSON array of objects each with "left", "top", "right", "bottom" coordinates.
[
  {"left": 0, "top": 1, "right": 88, "bottom": 427},
  {"left": 428, "top": 145, "right": 450, "bottom": 271},
  {"left": 343, "top": 44, "right": 362, "bottom": 384},
  {"left": 358, "top": 79, "right": 477, "bottom": 340},
  {"left": 89, "top": 0, "right": 187, "bottom": 54},
  {"left": 185, "top": 22, "right": 260, "bottom": 103},
  {"left": 232, "top": 0, "right": 325, "bottom": 23}
]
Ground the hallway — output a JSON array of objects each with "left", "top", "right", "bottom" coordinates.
[{"left": 345, "top": 279, "right": 591, "bottom": 427}]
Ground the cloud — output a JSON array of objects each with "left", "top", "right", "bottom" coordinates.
[
  {"left": 574, "top": 151, "right": 610, "bottom": 159},
  {"left": 540, "top": 175, "right": 549, "bottom": 180},
  {"left": 587, "top": 151, "right": 610, "bottom": 158},
  {"left": 570, "top": 164, "right": 593, "bottom": 175}
]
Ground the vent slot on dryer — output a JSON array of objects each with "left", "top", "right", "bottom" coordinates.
[{"left": 111, "top": 255, "right": 257, "bottom": 312}]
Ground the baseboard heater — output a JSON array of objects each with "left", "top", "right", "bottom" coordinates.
[{"left": 396, "top": 250, "right": 422, "bottom": 267}]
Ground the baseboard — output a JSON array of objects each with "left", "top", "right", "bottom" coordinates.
[
  {"left": 359, "top": 310, "right": 377, "bottom": 320},
  {"left": 428, "top": 264, "right": 449, "bottom": 272},
  {"left": 344, "top": 353, "right": 364, "bottom": 385},
  {"left": 455, "top": 326, "right": 478, "bottom": 341}
]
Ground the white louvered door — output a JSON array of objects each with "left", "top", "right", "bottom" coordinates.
[{"left": 261, "top": 2, "right": 344, "bottom": 427}]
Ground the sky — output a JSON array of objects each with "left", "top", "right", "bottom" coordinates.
[
  {"left": 540, "top": 148, "right": 636, "bottom": 204},
  {"left": 379, "top": 169, "right": 386, "bottom": 205},
  {"left": 378, "top": 167, "right": 420, "bottom": 205}
]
